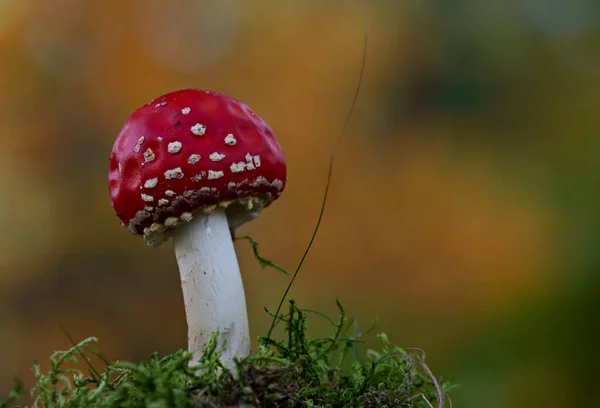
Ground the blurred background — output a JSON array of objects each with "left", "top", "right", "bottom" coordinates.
[{"left": 1, "top": 0, "right": 599, "bottom": 406}]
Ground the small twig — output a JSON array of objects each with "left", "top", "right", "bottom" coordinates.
[
  {"left": 352, "top": 317, "right": 359, "bottom": 364},
  {"left": 418, "top": 393, "right": 435, "bottom": 408},
  {"left": 408, "top": 348, "right": 444, "bottom": 408}
]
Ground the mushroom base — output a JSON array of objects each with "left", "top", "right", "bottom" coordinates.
[{"left": 172, "top": 206, "right": 251, "bottom": 370}]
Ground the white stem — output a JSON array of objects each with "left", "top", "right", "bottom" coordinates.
[{"left": 172, "top": 207, "right": 250, "bottom": 370}]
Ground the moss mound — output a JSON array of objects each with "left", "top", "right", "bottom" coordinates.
[{"left": 1, "top": 299, "right": 454, "bottom": 408}]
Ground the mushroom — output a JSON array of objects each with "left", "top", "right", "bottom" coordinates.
[{"left": 108, "top": 89, "right": 287, "bottom": 370}]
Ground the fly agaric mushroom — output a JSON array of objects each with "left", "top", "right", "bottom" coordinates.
[{"left": 108, "top": 89, "right": 286, "bottom": 369}]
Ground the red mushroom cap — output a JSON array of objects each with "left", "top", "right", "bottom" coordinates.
[{"left": 108, "top": 89, "right": 287, "bottom": 246}]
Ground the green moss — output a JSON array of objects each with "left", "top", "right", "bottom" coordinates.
[{"left": 1, "top": 298, "right": 455, "bottom": 408}]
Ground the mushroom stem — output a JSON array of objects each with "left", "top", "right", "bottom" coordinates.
[{"left": 172, "top": 207, "right": 250, "bottom": 370}]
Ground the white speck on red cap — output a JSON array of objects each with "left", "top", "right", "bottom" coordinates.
[
  {"left": 165, "top": 190, "right": 175, "bottom": 197},
  {"left": 191, "top": 173, "right": 205, "bottom": 182},
  {"left": 209, "top": 152, "right": 225, "bottom": 162},
  {"left": 164, "top": 167, "right": 184, "bottom": 179},
  {"left": 199, "top": 187, "right": 216, "bottom": 195},
  {"left": 208, "top": 170, "right": 224, "bottom": 180},
  {"left": 144, "top": 148, "right": 155, "bottom": 162},
  {"left": 141, "top": 194, "right": 154, "bottom": 202},
  {"left": 244, "top": 153, "right": 261, "bottom": 170},
  {"left": 144, "top": 178, "right": 158, "bottom": 189},
  {"left": 158, "top": 198, "right": 169, "bottom": 206},
  {"left": 134, "top": 136, "right": 145, "bottom": 152},
  {"left": 250, "top": 176, "right": 268, "bottom": 187},
  {"left": 181, "top": 107, "right": 191, "bottom": 115},
  {"left": 272, "top": 179, "right": 284, "bottom": 190},
  {"left": 188, "top": 154, "right": 201, "bottom": 165},
  {"left": 191, "top": 123, "right": 206, "bottom": 136},
  {"left": 230, "top": 162, "right": 246, "bottom": 173},
  {"left": 168, "top": 141, "right": 182, "bottom": 154},
  {"left": 224, "top": 133, "right": 237, "bottom": 146}
]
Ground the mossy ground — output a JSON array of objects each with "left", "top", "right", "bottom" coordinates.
[{"left": 1, "top": 299, "right": 455, "bottom": 408}]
